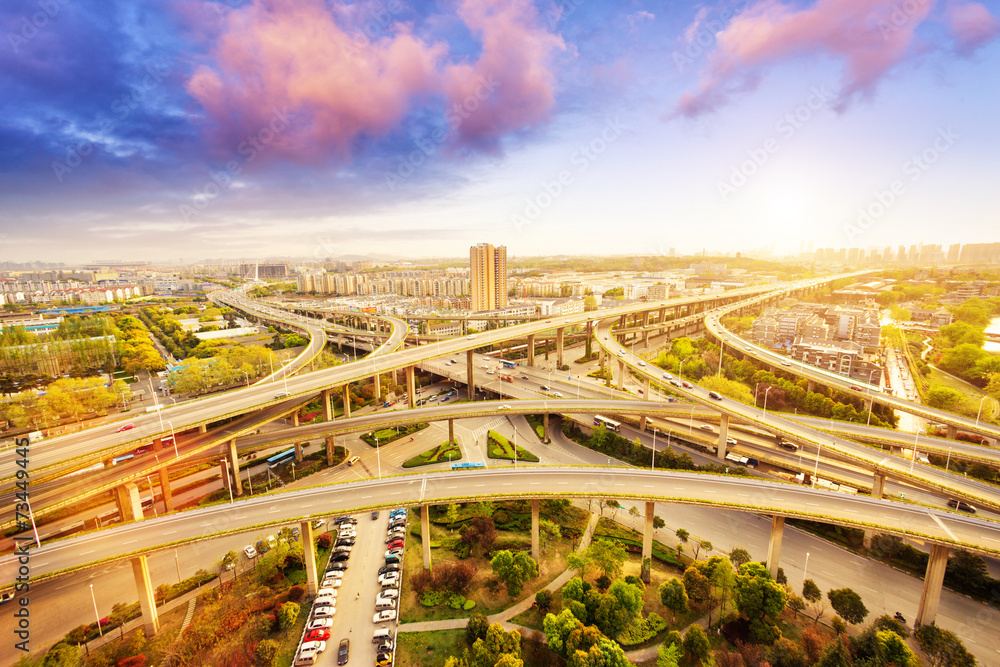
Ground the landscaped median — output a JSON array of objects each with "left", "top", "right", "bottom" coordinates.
[
  {"left": 403, "top": 442, "right": 463, "bottom": 468},
  {"left": 486, "top": 429, "right": 539, "bottom": 462},
  {"left": 362, "top": 422, "right": 429, "bottom": 447}
]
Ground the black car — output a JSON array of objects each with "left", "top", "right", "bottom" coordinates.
[
  {"left": 371, "top": 510, "right": 380, "bottom": 520},
  {"left": 378, "top": 563, "right": 400, "bottom": 575},
  {"left": 326, "top": 562, "right": 348, "bottom": 571},
  {"left": 335, "top": 538, "right": 355, "bottom": 546},
  {"left": 338, "top": 638, "right": 350, "bottom": 665},
  {"left": 330, "top": 552, "right": 350, "bottom": 562},
  {"left": 947, "top": 499, "right": 976, "bottom": 513}
]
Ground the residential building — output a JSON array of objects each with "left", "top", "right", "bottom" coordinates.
[{"left": 470, "top": 243, "right": 508, "bottom": 312}]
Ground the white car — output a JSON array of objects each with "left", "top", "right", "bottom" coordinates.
[
  {"left": 301, "top": 641, "right": 327, "bottom": 654},
  {"left": 378, "top": 588, "right": 399, "bottom": 599},
  {"left": 307, "top": 618, "right": 333, "bottom": 631},
  {"left": 500, "top": 404, "right": 512, "bottom": 409},
  {"left": 486, "top": 370, "right": 494, "bottom": 375},
  {"left": 467, "top": 334, "right": 477, "bottom": 339},
  {"left": 373, "top": 610, "right": 397, "bottom": 623},
  {"left": 317, "top": 587, "right": 339, "bottom": 598},
  {"left": 243, "top": 545, "right": 257, "bottom": 559},
  {"left": 321, "top": 578, "right": 343, "bottom": 589},
  {"left": 552, "top": 391, "right": 563, "bottom": 397},
  {"left": 313, "top": 605, "right": 336, "bottom": 618},
  {"left": 638, "top": 360, "right": 646, "bottom": 366},
  {"left": 378, "top": 573, "right": 400, "bottom": 585}
]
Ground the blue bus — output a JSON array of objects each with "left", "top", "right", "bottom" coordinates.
[
  {"left": 500, "top": 360, "right": 516, "bottom": 368},
  {"left": 266, "top": 447, "right": 296, "bottom": 469}
]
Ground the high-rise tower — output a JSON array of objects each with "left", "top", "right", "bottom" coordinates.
[{"left": 470, "top": 243, "right": 508, "bottom": 311}]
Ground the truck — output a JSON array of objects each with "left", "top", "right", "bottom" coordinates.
[
  {"left": 500, "top": 374, "right": 514, "bottom": 383},
  {"left": 27, "top": 431, "right": 44, "bottom": 443}
]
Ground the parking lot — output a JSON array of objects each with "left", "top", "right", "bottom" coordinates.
[{"left": 292, "top": 510, "right": 404, "bottom": 666}]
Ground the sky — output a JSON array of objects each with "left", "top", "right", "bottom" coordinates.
[{"left": 1, "top": 0, "right": 998, "bottom": 263}]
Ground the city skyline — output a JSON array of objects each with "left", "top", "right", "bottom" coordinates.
[{"left": 1, "top": 0, "right": 998, "bottom": 262}]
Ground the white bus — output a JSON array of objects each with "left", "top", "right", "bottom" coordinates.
[{"left": 593, "top": 415, "right": 621, "bottom": 433}]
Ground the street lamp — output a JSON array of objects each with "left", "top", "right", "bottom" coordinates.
[
  {"left": 688, "top": 404, "right": 695, "bottom": 435},
  {"left": 90, "top": 584, "right": 103, "bottom": 637},
  {"left": 946, "top": 446, "right": 952, "bottom": 472},
  {"left": 976, "top": 396, "right": 990, "bottom": 427},
  {"left": 375, "top": 435, "right": 382, "bottom": 480},
  {"left": 762, "top": 386, "right": 773, "bottom": 421},
  {"left": 811, "top": 441, "right": 824, "bottom": 488},
  {"left": 23, "top": 497, "right": 41, "bottom": 548},
  {"left": 651, "top": 428, "right": 657, "bottom": 471},
  {"left": 717, "top": 337, "right": 724, "bottom": 377},
  {"left": 865, "top": 369, "right": 880, "bottom": 428},
  {"left": 166, "top": 420, "right": 178, "bottom": 458},
  {"left": 242, "top": 370, "right": 250, "bottom": 388},
  {"left": 802, "top": 551, "right": 810, "bottom": 588}
]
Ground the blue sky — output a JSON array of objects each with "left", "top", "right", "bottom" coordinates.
[{"left": 1, "top": 0, "right": 997, "bottom": 263}]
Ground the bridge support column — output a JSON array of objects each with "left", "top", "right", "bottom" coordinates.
[
  {"left": 325, "top": 436, "right": 336, "bottom": 466},
  {"left": 465, "top": 353, "right": 474, "bottom": 400},
  {"left": 291, "top": 411, "right": 299, "bottom": 427},
  {"left": 115, "top": 482, "right": 144, "bottom": 522},
  {"left": 152, "top": 437, "right": 162, "bottom": 453},
  {"left": 131, "top": 555, "right": 160, "bottom": 637},
  {"left": 228, "top": 438, "right": 242, "bottom": 496},
  {"left": 872, "top": 472, "right": 886, "bottom": 498},
  {"left": 638, "top": 415, "right": 647, "bottom": 432},
  {"left": 947, "top": 424, "right": 957, "bottom": 440},
  {"left": 301, "top": 520, "right": 319, "bottom": 595},
  {"left": 531, "top": 499, "right": 540, "bottom": 562},
  {"left": 618, "top": 360, "right": 625, "bottom": 389},
  {"left": 557, "top": 328, "right": 564, "bottom": 368},
  {"left": 158, "top": 467, "right": 173, "bottom": 512},
  {"left": 449, "top": 419, "right": 455, "bottom": 445},
  {"left": 716, "top": 414, "right": 730, "bottom": 461},
  {"left": 421, "top": 504, "right": 432, "bottom": 570},
  {"left": 404, "top": 366, "right": 416, "bottom": 407},
  {"left": 766, "top": 515, "right": 784, "bottom": 580},
  {"left": 343, "top": 385, "right": 352, "bottom": 418},
  {"left": 294, "top": 441, "right": 303, "bottom": 462},
  {"left": 916, "top": 544, "right": 950, "bottom": 627},
  {"left": 644, "top": 377, "right": 650, "bottom": 397},
  {"left": 527, "top": 335, "right": 536, "bottom": 367},
  {"left": 373, "top": 375, "right": 381, "bottom": 401},
  {"left": 543, "top": 414, "right": 549, "bottom": 440},
  {"left": 322, "top": 388, "right": 333, "bottom": 421},
  {"left": 807, "top": 380, "right": 815, "bottom": 393},
  {"left": 199, "top": 424, "right": 207, "bottom": 434},
  {"left": 642, "top": 501, "right": 655, "bottom": 584}
]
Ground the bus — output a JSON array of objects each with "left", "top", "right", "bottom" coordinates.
[
  {"left": 593, "top": 415, "right": 621, "bottom": 433},
  {"left": 266, "top": 447, "right": 296, "bottom": 469},
  {"left": 500, "top": 360, "right": 516, "bottom": 368}
]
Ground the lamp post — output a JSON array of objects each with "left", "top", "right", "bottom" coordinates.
[
  {"left": 802, "top": 551, "right": 810, "bottom": 588},
  {"left": 174, "top": 549, "right": 181, "bottom": 583},
  {"left": 375, "top": 435, "right": 382, "bottom": 480},
  {"left": 651, "top": 428, "right": 657, "bottom": 471},
  {"left": 762, "top": 386, "right": 773, "bottom": 421},
  {"left": 946, "top": 446, "right": 952, "bottom": 472},
  {"left": 166, "top": 420, "right": 178, "bottom": 458},
  {"left": 717, "top": 337, "right": 724, "bottom": 377},
  {"left": 811, "top": 441, "right": 824, "bottom": 488},
  {"left": 23, "top": 497, "right": 41, "bottom": 548},
  {"left": 865, "top": 369, "right": 880, "bottom": 428},
  {"left": 90, "top": 584, "right": 103, "bottom": 638},
  {"left": 911, "top": 429, "right": 919, "bottom": 473},
  {"left": 242, "top": 370, "right": 249, "bottom": 388},
  {"left": 688, "top": 404, "right": 695, "bottom": 435},
  {"left": 976, "top": 396, "right": 990, "bottom": 427}
]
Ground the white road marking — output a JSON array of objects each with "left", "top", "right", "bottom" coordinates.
[
  {"left": 123, "top": 540, "right": 137, "bottom": 544},
  {"left": 929, "top": 513, "right": 958, "bottom": 542}
]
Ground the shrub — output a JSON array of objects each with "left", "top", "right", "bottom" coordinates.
[
  {"left": 624, "top": 575, "right": 645, "bottom": 591},
  {"left": 287, "top": 585, "right": 305, "bottom": 602},
  {"left": 467, "top": 613, "right": 490, "bottom": 644},
  {"left": 276, "top": 602, "right": 299, "bottom": 630},
  {"left": 535, "top": 589, "right": 554, "bottom": 612},
  {"left": 463, "top": 599, "right": 477, "bottom": 610},
  {"left": 256, "top": 639, "right": 279, "bottom": 667},
  {"left": 419, "top": 590, "right": 450, "bottom": 607},
  {"left": 493, "top": 510, "right": 510, "bottom": 525},
  {"left": 117, "top": 657, "right": 147, "bottom": 667},
  {"left": 831, "top": 617, "right": 848, "bottom": 635},
  {"left": 595, "top": 574, "right": 611, "bottom": 591},
  {"left": 316, "top": 532, "right": 333, "bottom": 549},
  {"left": 448, "top": 594, "right": 466, "bottom": 609}
]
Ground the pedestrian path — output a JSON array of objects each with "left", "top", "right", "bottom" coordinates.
[
  {"left": 471, "top": 418, "right": 507, "bottom": 440},
  {"left": 158, "top": 598, "right": 198, "bottom": 667}
]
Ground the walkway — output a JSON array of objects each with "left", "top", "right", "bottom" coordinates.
[{"left": 398, "top": 512, "right": 601, "bottom": 634}]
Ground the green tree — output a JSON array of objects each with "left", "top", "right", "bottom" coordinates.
[
  {"left": 585, "top": 539, "right": 627, "bottom": 580},
  {"left": 927, "top": 386, "right": 966, "bottom": 411},
  {"left": 657, "top": 642, "right": 682, "bottom": 667},
  {"left": 729, "top": 548, "right": 751, "bottom": 572},
  {"left": 734, "top": 561, "right": 787, "bottom": 644},
  {"left": 769, "top": 637, "right": 807, "bottom": 667},
  {"left": 538, "top": 519, "right": 561, "bottom": 554},
  {"left": 939, "top": 344, "right": 987, "bottom": 376},
  {"left": 682, "top": 625, "right": 711, "bottom": 665},
  {"left": 255, "top": 639, "right": 280, "bottom": 667},
  {"left": 469, "top": 623, "right": 521, "bottom": 667},
  {"left": 276, "top": 601, "right": 299, "bottom": 629},
  {"left": 659, "top": 578, "right": 689, "bottom": 622},
  {"left": 571, "top": 638, "right": 630, "bottom": 667},
  {"left": 490, "top": 550, "right": 538, "bottom": 597},
  {"left": 682, "top": 567, "right": 710, "bottom": 605},
  {"left": 467, "top": 612, "right": 490, "bottom": 645},
  {"left": 827, "top": 588, "right": 868, "bottom": 625},
  {"left": 543, "top": 609, "right": 581, "bottom": 657},
  {"left": 675, "top": 528, "right": 689, "bottom": 544},
  {"left": 875, "top": 630, "right": 917, "bottom": 667},
  {"left": 915, "top": 624, "right": 977, "bottom": 667},
  {"left": 816, "top": 635, "right": 853, "bottom": 667},
  {"left": 653, "top": 515, "right": 665, "bottom": 530}
]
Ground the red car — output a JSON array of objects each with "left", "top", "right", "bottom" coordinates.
[
  {"left": 387, "top": 539, "right": 404, "bottom": 549},
  {"left": 305, "top": 628, "right": 331, "bottom": 642},
  {"left": 116, "top": 424, "right": 135, "bottom": 432}
]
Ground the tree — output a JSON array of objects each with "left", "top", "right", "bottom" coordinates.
[
  {"left": 729, "top": 548, "right": 751, "bottom": 572},
  {"left": 803, "top": 579, "right": 825, "bottom": 621},
  {"left": 255, "top": 639, "right": 279, "bottom": 667},
  {"left": 535, "top": 590, "right": 553, "bottom": 613},
  {"left": 445, "top": 503, "right": 461, "bottom": 527},
  {"left": 659, "top": 578, "right": 689, "bottom": 623},
  {"left": 656, "top": 642, "right": 682, "bottom": 667},
  {"left": 469, "top": 623, "right": 521, "bottom": 667},
  {"left": 682, "top": 567, "right": 710, "bottom": 605},
  {"left": 787, "top": 593, "right": 806, "bottom": 618},
  {"left": 628, "top": 505, "right": 640, "bottom": 520},
  {"left": 694, "top": 540, "right": 712, "bottom": 560},
  {"left": 607, "top": 499, "right": 621, "bottom": 520},
  {"left": 915, "top": 624, "right": 976, "bottom": 667},
  {"left": 675, "top": 528, "right": 689, "bottom": 544},
  {"left": 827, "top": 588, "right": 868, "bottom": 625},
  {"left": 538, "top": 519, "right": 561, "bottom": 554},
  {"left": 461, "top": 515, "right": 498, "bottom": 558},
  {"left": 653, "top": 515, "right": 665, "bottom": 530},
  {"left": 769, "top": 637, "right": 806, "bottom": 667},
  {"left": 572, "top": 638, "right": 630, "bottom": 667},
  {"left": 874, "top": 630, "right": 917, "bottom": 667},
  {"left": 490, "top": 550, "right": 538, "bottom": 597},
  {"left": 543, "top": 609, "right": 581, "bottom": 657},
  {"left": 276, "top": 601, "right": 299, "bottom": 630},
  {"left": 585, "top": 539, "right": 627, "bottom": 580},
  {"left": 733, "top": 562, "right": 787, "bottom": 644},
  {"left": 467, "top": 612, "right": 490, "bottom": 645},
  {"left": 682, "top": 625, "right": 711, "bottom": 665},
  {"left": 816, "top": 635, "right": 853, "bottom": 667}
]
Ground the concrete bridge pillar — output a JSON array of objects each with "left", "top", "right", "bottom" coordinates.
[
  {"left": 947, "top": 424, "right": 957, "bottom": 440},
  {"left": 716, "top": 414, "right": 730, "bottom": 461},
  {"left": 421, "top": 504, "right": 432, "bottom": 570},
  {"left": 114, "top": 482, "right": 144, "bottom": 522},
  {"left": 158, "top": 467, "right": 173, "bottom": 512},
  {"left": 228, "top": 438, "right": 242, "bottom": 496},
  {"left": 199, "top": 424, "right": 207, "bottom": 434},
  {"left": 449, "top": 419, "right": 455, "bottom": 445},
  {"left": 638, "top": 415, "right": 647, "bottom": 432},
  {"left": 527, "top": 334, "right": 536, "bottom": 367},
  {"left": 872, "top": 472, "right": 886, "bottom": 498},
  {"left": 291, "top": 411, "right": 299, "bottom": 428},
  {"left": 766, "top": 515, "right": 784, "bottom": 580},
  {"left": 618, "top": 360, "right": 625, "bottom": 388},
  {"left": 807, "top": 380, "right": 815, "bottom": 393},
  {"left": 531, "top": 499, "right": 540, "bottom": 562},
  {"left": 916, "top": 544, "right": 950, "bottom": 627},
  {"left": 152, "top": 437, "right": 162, "bottom": 453},
  {"left": 465, "top": 352, "right": 475, "bottom": 400},
  {"left": 343, "top": 385, "right": 352, "bottom": 418},
  {"left": 644, "top": 377, "right": 650, "bottom": 397},
  {"left": 557, "top": 327, "right": 565, "bottom": 368},
  {"left": 543, "top": 414, "right": 549, "bottom": 440},
  {"left": 294, "top": 441, "right": 303, "bottom": 462},
  {"left": 131, "top": 555, "right": 160, "bottom": 637},
  {"left": 374, "top": 375, "right": 382, "bottom": 401},
  {"left": 322, "top": 388, "right": 333, "bottom": 421},
  {"left": 301, "top": 520, "right": 319, "bottom": 595},
  {"left": 641, "top": 501, "right": 655, "bottom": 584},
  {"left": 325, "top": 436, "right": 336, "bottom": 466}
]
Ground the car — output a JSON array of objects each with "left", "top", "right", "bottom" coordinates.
[
  {"left": 274, "top": 392, "right": 290, "bottom": 399},
  {"left": 379, "top": 574, "right": 400, "bottom": 586},
  {"left": 698, "top": 424, "right": 715, "bottom": 433},
  {"left": 500, "top": 404, "right": 512, "bottom": 409},
  {"left": 301, "top": 640, "right": 327, "bottom": 654},
  {"left": 312, "top": 605, "right": 336, "bottom": 618},
  {"left": 669, "top": 379, "right": 681, "bottom": 387},
  {"left": 347, "top": 456, "right": 360, "bottom": 466},
  {"left": 947, "top": 499, "right": 977, "bottom": 513},
  {"left": 324, "top": 568, "right": 345, "bottom": 579},
  {"left": 682, "top": 381, "right": 693, "bottom": 389},
  {"left": 335, "top": 537, "right": 355, "bottom": 545},
  {"left": 849, "top": 385, "right": 861, "bottom": 391},
  {"left": 243, "top": 545, "right": 257, "bottom": 559},
  {"left": 387, "top": 540, "right": 404, "bottom": 549},
  {"left": 339, "top": 527, "right": 357, "bottom": 536},
  {"left": 373, "top": 610, "right": 397, "bottom": 623},
  {"left": 322, "top": 577, "right": 344, "bottom": 588},
  {"left": 327, "top": 562, "right": 348, "bottom": 572},
  {"left": 337, "top": 638, "right": 350, "bottom": 665},
  {"left": 780, "top": 361, "right": 792, "bottom": 367},
  {"left": 0, "top": 591, "right": 14, "bottom": 604},
  {"left": 617, "top": 350, "right": 624, "bottom": 356},
  {"left": 387, "top": 523, "right": 405, "bottom": 531},
  {"left": 317, "top": 587, "right": 339, "bottom": 598},
  {"left": 467, "top": 334, "right": 477, "bottom": 339},
  {"left": 539, "top": 384, "right": 549, "bottom": 391},
  {"left": 332, "top": 516, "right": 356, "bottom": 525},
  {"left": 552, "top": 391, "right": 564, "bottom": 397},
  {"left": 440, "top": 396, "right": 449, "bottom": 402},
  {"left": 521, "top": 374, "right": 529, "bottom": 380},
  {"left": 330, "top": 552, "right": 350, "bottom": 562},
  {"left": 385, "top": 548, "right": 403, "bottom": 559},
  {"left": 486, "top": 369, "right": 494, "bottom": 375},
  {"left": 726, "top": 437, "right": 737, "bottom": 446},
  {"left": 546, "top": 319, "right": 552, "bottom": 323},
  {"left": 378, "top": 588, "right": 399, "bottom": 599},
  {"left": 638, "top": 360, "right": 646, "bottom": 366},
  {"left": 377, "top": 639, "right": 395, "bottom": 653},
  {"left": 306, "top": 618, "right": 333, "bottom": 631},
  {"left": 334, "top": 544, "right": 353, "bottom": 553},
  {"left": 379, "top": 565, "right": 400, "bottom": 576},
  {"left": 708, "top": 391, "right": 723, "bottom": 401},
  {"left": 305, "top": 628, "right": 331, "bottom": 642},
  {"left": 389, "top": 509, "right": 406, "bottom": 516},
  {"left": 312, "top": 519, "right": 326, "bottom": 530},
  {"left": 376, "top": 652, "right": 393, "bottom": 666}
]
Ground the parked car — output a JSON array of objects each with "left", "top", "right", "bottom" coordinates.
[
  {"left": 379, "top": 573, "right": 400, "bottom": 586},
  {"left": 321, "top": 577, "right": 344, "bottom": 588},
  {"left": 316, "top": 587, "right": 338, "bottom": 598},
  {"left": 327, "top": 562, "right": 348, "bottom": 572},
  {"left": 378, "top": 564, "right": 400, "bottom": 576},
  {"left": 243, "top": 545, "right": 257, "bottom": 559},
  {"left": 378, "top": 588, "right": 399, "bottom": 599},
  {"left": 306, "top": 618, "right": 333, "bottom": 631},
  {"left": 301, "top": 640, "right": 327, "bottom": 654},
  {"left": 371, "top": 511, "right": 380, "bottom": 520},
  {"left": 376, "top": 652, "right": 393, "bottom": 667},
  {"left": 373, "top": 610, "right": 397, "bottom": 623},
  {"left": 330, "top": 552, "right": 350, "bottom": 563},
  {"left": 305, "top": 628, "right": 331, "bottom": 642},
  {"left": 312, "top": 605, "right": 335, "bottom": 618},
  {"left": 337, "top": 639, "right": 350, "bottom": 665}
]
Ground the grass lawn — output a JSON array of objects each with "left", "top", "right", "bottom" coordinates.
[
  {"left": 403, "top": 441, "right": 463, "bottom": 468},
  {"left": 486, "top": 430, "right": 540, "bottom": 462},
  {"left": 397, "top": 630, "right": 559, "bottom": 667},
  {"left": 927, "top": 366, "right": 994, "bottom": 412},
  {"left": 399, "top": 520, "right": 578, "bottom": 623}
]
